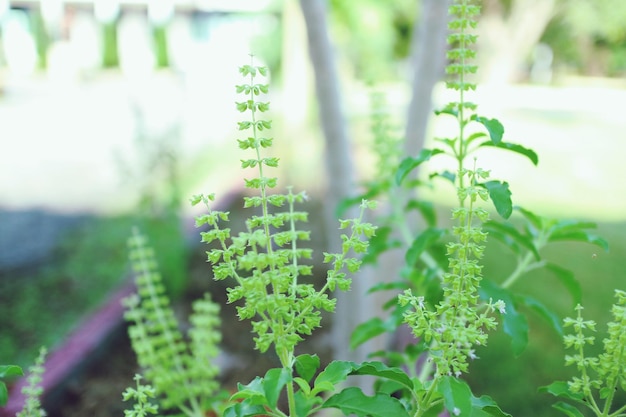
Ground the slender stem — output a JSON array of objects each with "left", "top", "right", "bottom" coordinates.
[
  {"left": 414, "top": 377, "right": 440, "bottom": 417},
  {"left": 500, "top": 252, "right": 544, "bottom": 289},
  {"left": 601, "top": 379, "right": 617, "bottom": 417},
  {"left": 501, "top": 231, "right": 548, "bottom": 289},
  {"left": 286, "top": 379, "right": 297, "bottom": 417}
]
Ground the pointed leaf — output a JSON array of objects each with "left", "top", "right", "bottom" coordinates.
[
  {"left": 471, "top": 395, "right": 512, "bottom": 417},
  {"left": 544, "top": 263, "right": 581, "bottom": 306},
  {"left": 405, "top": 228, "right": 446, "bottom": 266},
  {"left": 547, "top": 220, "right": 608, "bottom": 251},
  {"left": 0, "top": 365, "right": 23, "bottom": 378},
  {"left": 231, "top": 377, "right": 267, "bottom": 405},
  {"left": 551, "top": 402, "right": 585, "bottom": 417},
  {"left": 483, "top": 181, "right": 513, "bottom": 219},
  {"left": 539, "top": 381, "right": 584, "bottom": 402},
  {"left": 322, "top": 387, "right": 410, "bottom": 417},
  {"left": 366, "top": 281, "right": 409, "bottom": 294},
  {"left": 479, "top": 280, "right": 528, "bottom": 355},
  {"left": 483, "top": 220, "right": 540, "bottom": 260},
  {"left": 473, "top": 116, "right": 504, "bottom": 144},
  {"left": 314, "top": 361, "right": 355, "bottom": 390},
  {"left": 435, "top": 106, "right": 458, "bottom": 117},
  {"left": 430, "top": 170, "right": 456, "bottom": 184},
  {"left": 295, "top": 354, "right": 320, "bottom": 383},
  {"left": 515, "top": 294, "right": 563, "bottom": 336},
  {"left": 514, "top": 206, "right": 543, "bottom": 230},
  {"left": 223, "top": 401, "right": 268, "bottom": 417},
  {"left": 263, "top": 368, "right": 291, "bottom": 409},
  {"left": 479, "top": 142, "right": 539, "bottom": 166},
  {"left": 548, "top": 231, "right": 609, "bottom": 252},
  {"left": 350, "top": 318, "right": 392, "bottom": 350},
  {"left": 349, "top": 362, "right": 414, "bottom": 391},
  {"left": 437, "top": 376, "right": 473, "bottom": 417},
  {"left": 395, "top": 149, "right": 444, "bottom": 185}
]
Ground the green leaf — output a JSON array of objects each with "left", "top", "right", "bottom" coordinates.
[
  {"left": 466, "top": 131, "right": 487, "bottom": 145},
  {"left": 483, "top": 220, "right": 540, "bottom": 260},
  {"left": 314, "top": 361, "right": 354, "bottom": 392},
  {"left": 539, "top": 381, "right": 584, "bottom": 402},
  {"left": 294, "top": 390, "right": 316, "bottom": 417},
  {"left": 0, "top": 382, "right": 7, "bottom": 407},
  {"left": 437, "top": 376, "right": 473, "bottom": 417},
  {"left": 395, "top": 149, "right": 444, "bottom": 186},
  {"left": 350, "top": 318, "right": 391, "bottom": 350},
  {"left": 515, "top": 294, "right": 563, "bottom": 336},
  {"left": 223, "top": 401, "right": 268, "bottom": 417},
  {"left": 544, "top": 263, "right": 581, "bottom": 306},
  {"left": 406, "top": 200, "right": 437, "bottom": 227},
  {"left": 405, "top": 228, "right": 446, "bottom": 266},
  {"left": 263, "top": 368, "right": 291, "bottom": 409},
  {"left": 430, "top": 170, "right": 456, "bottom": 184},
  {"left": 366, "top": 281, "right": 409, "bottom": 294},
  {"left": 336, "top": 189, "right": 379, "bottom": 218},
  {"left": 295, "top": 354, "right": 320, "bottom": 383},
  {"left": 231, "top": 378, "right": 267, "bottom": 406},
  {"left": 322, "top": 387, "right": 410, "bottom": 417},
  {"left": 0, "top": 365, "right": 23, "bottom": 406},
  {"left": 471, "top": 395, "right": 512, "bottom": 417},
  {"left": 479, "top": 142, "right": 539, "bottom": 166},
  {"left": 349, "top": 362, "right": 414, "bottom": 391},
  {"left": 473, "top": 116, "right": 504, "bottom": 144},
  {"left": 479, "top": 280, "right": 528, "bottom": 355},
  {"left": 434, "top": 106, "right": 458, "bottom": 117},
  {"left": 483, "top": 181, "right": 513, "bottom": 219},
  {"left": 514, "top": 206, "right": 543, "bottom": 230},
  {"left": 551, "top": 402, "right": 585, "bottom": 417},
  {"left": 0, "top": 365, "right": 23, "bottom": 379},
  {"left": 548, "top": 231, "right": 609, "bottom": 252}
]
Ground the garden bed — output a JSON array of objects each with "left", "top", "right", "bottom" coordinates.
[{"left": 1, "top": 189, "right": 333, "bottom": 417}]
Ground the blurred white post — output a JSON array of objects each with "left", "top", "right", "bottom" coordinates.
[
  {"left": 94, "top": 0, "right": 119, "bottom": 25},
  {"left": 148, "top": 0, "right": 174, "bottom": 27},
  {"left": 2, "top": 9, "right": 38, "bottom": 78}
]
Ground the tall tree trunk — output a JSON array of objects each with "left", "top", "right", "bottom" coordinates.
[
  {"left": 299, "top": 0, "right": 371, "bottom": 364},
  {"left": 479, "top": 0, "right": 557, "bottom": 84},
  {"left": 404, "top": 0, "right": 451, "bottom": 157}
]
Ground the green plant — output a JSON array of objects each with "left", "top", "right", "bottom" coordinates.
[
  {"left": 122, "top": 374, "right": 160, "bottom": 417},
  {"left": 342, "top": 1, "right": 617, "bottom": 416},
  {"left": 541, "top": 291, "right": 626, "bottom": 417},
  {"left": 16, "top": 347, "right": 47, "bottom": 417},
  {"left": 191, "top": 60, "right": 389, "bottom": 417},
  {"left": 0, "top": 364, "right": 23, "bottom": 406},
  {"left": 123, "top": 228, "right": 225, "bottom": 417}
]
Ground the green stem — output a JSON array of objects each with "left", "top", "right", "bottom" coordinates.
[
  {"left": 501, "top": 231, "right": 548, "bottom": 289},
  {"left": 601, "top": 380, "right": 617, "bottom": 417},
  {"left": 288, "top": 188, "right": 300, "bottom": 295},
  {"left": 414, "top": 377, "right": 440, "bottom": 417},
  {"left": 500, "top": 252, "right": 545, "bottom": 289},
  {"left": 286, "top": 378, "right": 297, "bottom": 417}
]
